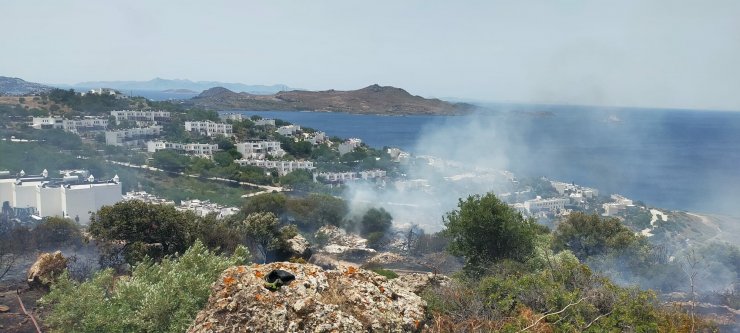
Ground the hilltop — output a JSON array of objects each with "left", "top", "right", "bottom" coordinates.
[
  {"left": 0, "top": 76, "right": 52, "bottom": 95},
  {"left": 60, "top": 77, "right": 291, "bottom": 95},
  {"left": 189, "top": 84, "right": 475, "bottom": 115}
]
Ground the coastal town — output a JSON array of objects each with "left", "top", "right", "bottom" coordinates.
[
  {"left": 3, "top": 103, "right": 670, "bottom": 239},
  {"left": 0, "top": 84, "right": 736, "bottom": 333}
]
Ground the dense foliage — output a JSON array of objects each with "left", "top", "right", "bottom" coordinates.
[
  {"left": 40, "top": 240, "right": 249, "bottom": 333},
  {"left": 552, "top": 212, "right": 641, "bottom": 260},
  {"left": 443, "top": 193, "right": 545, "bottom": 271}
]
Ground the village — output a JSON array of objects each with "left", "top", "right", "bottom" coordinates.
[{"left": 2, "top": 107, "right": 652, "bottom": 235}]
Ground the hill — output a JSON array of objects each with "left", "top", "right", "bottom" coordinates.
[
  {"left": 0, "top": 76, "right": 52, "bottom": 95},
  {"left": 189, "top": 84, "right": 475, "bottom": 115},
  {"left": 61, "top": 78, "right": 291, "bottom": 95}
]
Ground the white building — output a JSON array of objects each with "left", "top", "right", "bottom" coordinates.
[
  {"left": 1, "top": 170, "right": 121, "bottom": 225},
  {"left": 85, "top": 88, "right": 119, "bottom": 96},
  {"left": 551, "top": 181, "right": 599, "bottom": 198},
  {"left": 124, "top": 191, "right": 238, "bottom": 220},
  {"left": 111, "top": 110, "right": 171, "bottom": 125},
  {"left": 315, "top": 169, "right": 386, "bottom": 183},
  {"left": 254, "top": 118, "right": 276, "bottom": 126},
  {"left": 235, "top": 159, "right": 315, "bottom": 176},
  {"left": 31, "top": 117, "right": 108, "bottom": 133},
  {"left": 105, "top": 126, "right": 162, "bottom": 146},
  {"left": 177, "top": 199, "right": 240, "bottom": 219},
  {"left": 0, "top": 170, "right": 48, "bottom": 208},
  {"left": 147, "top": 141, "right": 219, "bottom": 157},
  {"left": 387, "top": 147, "right": 411, "bottom": 163},
  {"left": 523, "top": 196, "right": 568, "bottom": 214},
  {"left": 220, "top": 113, "right": 245, "bottom": 122},
  {"left": 235, "top": 141, "right": 285, "bottom": 159},
  {"left": 338, "top": 138, "right": 362, "bottom": 155},
  {"left": 303, "top": 131, "right": 327, "bottom": 145},
  {"left": 58, "top": 176, "right": 122, "bottom": 225},
  {"left": 602, "top": 194, "right": 634, "bottom": 216},
  {"left": 184, "top": 121, "right": 233, "bottom": 137},
  {"left": 276, "top": 125, "right": 301, "bottom": 136}
]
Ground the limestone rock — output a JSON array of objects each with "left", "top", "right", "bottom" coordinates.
[
  {"left": 316, "top": 225, "right": 376, "bottom": 256},
  {"left": 188, "top": 262, "right": 426, "bottom": 333},
  {"left": 27, "top": 251, "right": 68, "bottom": 288},
  {"left": 285, "top": 234, "right": 312, "bottom": 260},
  {"left": 389, "top": 272, "right": 452, "bottom": 295}
]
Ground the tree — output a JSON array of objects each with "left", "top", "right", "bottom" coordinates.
[
  {"left": 286, "top": 193, "right": 348, "bottom": 230},
  {"left": 360, "top": 207, "right": 393, "bottom": 236},
  {"left": 443, "top": 193, "right": 541, "bottom": 271},
  {"left": 89, "top": 201, "right": 195, "bottom": 263},
  {"left": 33, "top": 216, "right": 84, "bottom": 249},
  {"left": 151, "top": 150, "right": 190, "bottom": 173},
  {"left": 240, "top": 212, "right": 281, "bottom": 263},
  {"left": 552, "top": 212, "right": 640, "bottom": 260},
  {"left": 212, "top": 151, "right": 236, "bottom": 167},
  {"left": 243, "top": 192, "right": 287, "bottom": 217}
]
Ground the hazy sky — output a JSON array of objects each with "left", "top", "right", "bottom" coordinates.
[{"left": 2, "top": 1, "right": 739, "bottom": 110}]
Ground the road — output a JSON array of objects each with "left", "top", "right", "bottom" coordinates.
[{"left": 106, "top": 160, "right": 285, "bottom": 195}]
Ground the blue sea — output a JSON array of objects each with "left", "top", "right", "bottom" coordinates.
[{"left": 226, "top": 106, "right": 740, "bottom": 216}]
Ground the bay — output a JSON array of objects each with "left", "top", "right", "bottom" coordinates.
[{"left": 227, "top": 106, "right": 740, "bottom": 216}]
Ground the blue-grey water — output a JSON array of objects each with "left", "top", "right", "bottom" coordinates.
[{"left": 227, "top": 106, "right": 740, "bottom": 216}]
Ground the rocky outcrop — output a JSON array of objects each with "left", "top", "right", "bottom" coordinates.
[
  {"left": 27, "top": 251, "right": 68, "bottom": 288},
  {"left": 285, "top": 234, "right": 312, "bottom": 260},
  {"left": 389, "top": 272, "right": 451, "bottom": 295},
  {"left": 187, "top": 262, "right": 427, "bottom": 333},
  {"left": 316, "top": 225, "right": 376, "bottom": 256}
]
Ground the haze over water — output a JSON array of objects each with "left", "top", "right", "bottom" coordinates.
[{"left": 232, "top": 106, "right": 740, "bottom": 217}]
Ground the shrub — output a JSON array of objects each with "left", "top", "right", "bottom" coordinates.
[
  {"left": 40, "top": 240, "right": 249, "bottom": 333},
  {"left": 443, "top": 193, "right": 542, "bottom": 272},
  {"left": 370, "top": 268, "right": 398, "bottom": 279}
]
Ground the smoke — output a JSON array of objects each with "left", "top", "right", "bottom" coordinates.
[
  {"left": 341, "top": 109, "right": 532, "bottom": 232},
  {"left": 337, "top": 102, "right": 740, "bottom": 234}
]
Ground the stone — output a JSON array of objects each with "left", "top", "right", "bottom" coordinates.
[
  {"left": 285, "top": 234, "right": 312, "bottom": 260},
  {"left": 188, "top": 262, "right": 427, "bottom": 333},
  {"left": 0, "top": 304, "right": 9, "bottom": 312},
  {"left": 27, "top": 251, "right": 68, "bottom": 288},
  {"left": 389, "top": 272, "right": 452, "bottom": 295}
]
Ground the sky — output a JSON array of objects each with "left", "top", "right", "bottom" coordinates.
[{"left": 2, "top": 0, "right": 739, "bottom": 111}]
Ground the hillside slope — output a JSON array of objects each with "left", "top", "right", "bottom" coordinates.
[
  {"left": 0, "top": 76, "right": 52, "bottom": 95},
  {"left": 190, "top": 84, "right": 475, "bottom": 115}
]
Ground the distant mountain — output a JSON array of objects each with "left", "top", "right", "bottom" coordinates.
[
  {"left": 0, "top": 76, "right": 52, "bottom": 95},
  {"left": 189, "top": 84, "right": 475, "bottom": 115},
  {"left": 59, "top": 78, "right": 291, "bottom": 95}
]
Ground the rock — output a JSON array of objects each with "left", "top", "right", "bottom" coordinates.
[
  {"left": 0, "top": 304, "right": 9, "bottom": 312},
  {"left": 308, "top": 253, "right": 339, "bottom": 270},
  {"left": 367, "top": 252, "right": 406, "bottom": 265},
  {"left": 389, "top": 272, "right": 451, "bottom": 295},
  {"left": 188, "top": 262, "right": 427, "bottom": 333},
  {"left": 316, "top": 226, "right": 376, "bottom": 256},
  {"left": 27, "top": 251, "right": 68, "bottom": 288},
  {"left": 285, "top": 234, "right": 312, "bottom": 260}
]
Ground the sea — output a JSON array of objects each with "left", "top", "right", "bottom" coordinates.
[{"left": 224, "top": 106, "right": 740, "bottom": 217}]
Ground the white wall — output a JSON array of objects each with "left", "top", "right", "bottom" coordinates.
[
  {"left": 36, "top": 185, "right": 63, "bottom": 217},
  {"left": 12, "top": 182, "right": 40, "bottom": 209},
  {"left": 0, "top": 179, "right": 15, "bottom": 204}
]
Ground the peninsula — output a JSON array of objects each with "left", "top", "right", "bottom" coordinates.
[{"left": 188, "top": 84, "right": 475, "bottom": 115}]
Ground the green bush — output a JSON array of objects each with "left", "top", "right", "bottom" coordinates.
[
  {"left": 443, "top": 193, "right": 542, "bottom": 272},
  {"left": 40, "top": 240, "right": 249, "bottom": 333},
  {"left": 370, "top": 268, "right": 398, "bottom": 279},
  {"left": 33, "top": 217, "right": 84, "bottom": 249}
]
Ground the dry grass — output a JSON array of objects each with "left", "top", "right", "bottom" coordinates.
[{"left": 0, "top": 96, "right": 71, "bottom": 113}]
